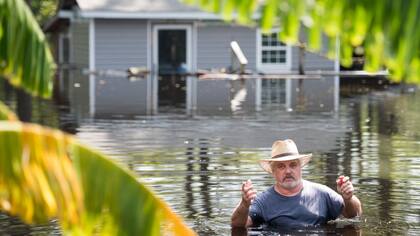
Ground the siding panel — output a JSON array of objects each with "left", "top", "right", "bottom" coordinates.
[
  {"left": 291, "top": 33, "right": 334, "bottom": 71},
  {"left": 95, "top": 19, "right": 148, "bottom": 69},
  {"left": 94, "top": 19, "right": 149, "bottom": 115},
  {"left": 69, "top": 20, "right": 90, "bottom": 115},
  {"left": 71, "top": 20, "right": 89, "bottom": 68},
  {"left": 196, "top": 24, "right": 257, "bottom": 113},
  {"left": 197, "top": 24, "right": 256, "bottom": 71}
]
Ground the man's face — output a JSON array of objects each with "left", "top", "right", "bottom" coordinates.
[{"left": 271, "top": 160, "right": 302, "bottom": 190}]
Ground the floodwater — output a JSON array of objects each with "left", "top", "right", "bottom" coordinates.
[{"left": 1, "top": 80, "right": 419, "bottom": 235}]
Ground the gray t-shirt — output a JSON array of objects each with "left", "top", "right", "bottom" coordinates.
[{"left": 249, "top": 179, "right": 344, "bottom": 228}]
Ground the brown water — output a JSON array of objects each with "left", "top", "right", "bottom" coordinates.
[{"left": 1, "top": 81, "right": 419, "bottom": 235}]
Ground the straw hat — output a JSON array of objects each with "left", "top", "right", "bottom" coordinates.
[{"left": 260, "top": 139, "right": 312, "bottom": 173}]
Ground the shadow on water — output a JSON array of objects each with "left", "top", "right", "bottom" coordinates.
[
  {"left": 1, "top": 78, "right": 420, "bottom": 235},
  {"left": 232, "top": 224, "right": 362, "bottom": 236}
]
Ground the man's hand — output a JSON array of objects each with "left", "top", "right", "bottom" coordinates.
[
  {"left": 336, "top": 175, "right": 354, "bottom": 201},
  {"left": 232, "top": 180, "right": 256, "bottom": 227},
  {"left": 241, "top": 179, "right": 257, "bottom": 206}
]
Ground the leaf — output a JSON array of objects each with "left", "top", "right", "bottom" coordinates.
[
  {"left": 0, "top": 0, "right": 56, "bottom": 98},
  {"left": 0, "top": 101, "right": 18, "bottom": 121},
  {"left": 185, "top": 0, "right": 420, "bottom": 83},
  {"left": 0, "top": 121, "right": 196, "bottom": 235}
]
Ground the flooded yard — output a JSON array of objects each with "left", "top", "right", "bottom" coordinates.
[{"left": 1, "top": 80, "right": 419, "bottom": 235}]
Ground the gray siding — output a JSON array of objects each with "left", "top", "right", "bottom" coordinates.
[
  {"left": 95, "top": 19, "right": 148, "bottom": 69},
  {"left": 196, "top": 23, "right": 257, "bottom": 113},
  {"left": 71, "top": 20, "right": 89, "bottom": 68},
  {"left": 197, "top": 24, "right": 256, "bottom": 71},
  {"left": 69, "top": 20, "right": 90, "bottom": 115},
  {"left": 289, "top": 33, "right": 336, "bottom": 111},
  {"left": 94, "top": 19, "right": 149, "bottom": 115},
  {"left": 291, "top": 47, "right": 335, "bottom": 71},
  {"left": 292, "top": 33, "right": 335, "bottom": 71}
]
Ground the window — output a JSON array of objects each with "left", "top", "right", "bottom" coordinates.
[
  {"left": 256, "top": 30, "right": 290, "bottom": 106},
  {"left": 257, "top": 30, "right": 291, "bottom": 72}
]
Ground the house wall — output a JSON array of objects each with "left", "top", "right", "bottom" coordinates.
[
  {"left": 291, "top": 33, "right": 334, "bottom": 71},
  {"left": 291, "top": 48, "right": 335, "bottom": 71},
  {"left": 195, "top": 23, "right": 257, "bottom": 113},
  {"left": 71, "top": 20, "right": 89, "bottom": 68},
  {"left": 69, "top": 20, "right": 90, "bottom": 115},
  {"left": 289, "top": 34, "right": 336, "bottom": 111},
  {"left": 67, "top": 17, "right": 337, "bottom": 115},
  {"left": 196, "top": 23, "right": 256, "bottom": 71},
  {"left": 94, "top": 19, "right": 149, "bottom": 115}
]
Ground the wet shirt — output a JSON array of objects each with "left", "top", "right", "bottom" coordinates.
[{"left": 249, "top": 180, "right": 343, "bottom": 228}]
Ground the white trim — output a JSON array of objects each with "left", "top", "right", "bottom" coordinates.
[
  {"left": 256, "top": 28, "right": 292, "bottom": 73},
  {"left": 146, "top": 20, "right": 154, "bottom": 115},
  {"left": 152, "top": 24, "right": 193, "bottom": 113},
  {"left": 89, "top": 19, "right": 96, "bottom": 116},
  {"left": 334, "top": 36, "right": 340, "bottom": 112},
  {"left": 187, "top": 21, "right": 198, "bottom": 114},
  {"left": 80, "top": 11, "right": 222, "bottom": 20},
  {"left": 57, "top": 10, "right": 74, "bottom": 19},
  {"left": 255, "top": 78, "right": 261, "bottom": 111},
  {"left": 285, "top": 79, "right": 292, "bottom": 110}
]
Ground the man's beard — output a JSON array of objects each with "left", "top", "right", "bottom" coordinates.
[{"left": 280, "top": 175, "right": 301, "bottom": 189}]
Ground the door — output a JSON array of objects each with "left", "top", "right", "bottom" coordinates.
[{"left": 153, "top": 25, "right": 192, "bottom": 111}]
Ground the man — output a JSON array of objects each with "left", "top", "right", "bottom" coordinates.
[{"left": 231, "top": 139, "right": 362, "bottom": 228}]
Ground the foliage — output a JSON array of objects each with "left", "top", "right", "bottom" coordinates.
[
  {"left": 184, "top": 0, "right": 420, "bottom": 84},
  {"left": 0, "top": 120, "right": 195, "bottom": 235},
  {"left": 26, "top": 0, "right": 58, "bottom": 25},
  {"left": 0, "top": 0, "right": 56, "bottom": 98},
  {"left": 0, "top": 0, "right": 196, "bottom": 235},
  {"left": 0, "top": 101, "right": 17, "bottom": 121}
]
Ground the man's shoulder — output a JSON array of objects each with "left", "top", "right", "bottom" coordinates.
[{"left": 303, "top": 179, "right": 336, "bottom": 195}]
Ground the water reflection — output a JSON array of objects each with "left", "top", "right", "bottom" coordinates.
[
  {"left": 184, "top": 138, "right": 212, "bottom": 219},
  {"left": 1, "top": 80, "right": 420, "bottom": 235}
]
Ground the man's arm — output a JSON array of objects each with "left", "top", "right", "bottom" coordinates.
[
  {"left": 342, "top": 195, "right": 362, "bottom": 218},
  {"left": 336, "top": 176, "right": 362, "bottom": 218},
  {"left": 231, "top": 200, "right": 253, "bottom": 227},
  {"left": 231, "top": 180, "right": 256, "bottom": 227}
]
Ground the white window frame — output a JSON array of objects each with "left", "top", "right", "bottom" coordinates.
[{"left": 256, "top": 29, "right": 292, "bottom": 73}]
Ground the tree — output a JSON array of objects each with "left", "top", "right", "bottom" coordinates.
[
  {"left": 184, "top": 0, "right": 420, "bottom": 84},
  {"left": 0, "top": 0, "right": 195, "bottom": 235},
  {"left": 25, "top": 0, "right": 58, "bottom": 25}
]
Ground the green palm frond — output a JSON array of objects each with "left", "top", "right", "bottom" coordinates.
[
  {"left": 184, "top": 0, "right": 420, "bottom": 84},
  {"left": 0, "top": 0, "right": 56, "bottom": 98},
  {"left": 0, "top": 101, "right": 18, "bottom": 121},
  {"left": 0, "top": 121, "right": 195, "bottom": 235},
  {"left": 0, "top": 0, "right": 196, "bottom": 234}
]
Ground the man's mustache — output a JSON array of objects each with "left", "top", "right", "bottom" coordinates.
[{"left": 283, "top": 175, "right": 296, "bottom": 181}]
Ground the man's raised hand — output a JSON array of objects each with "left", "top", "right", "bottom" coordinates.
[
  {"left": 336, "top": 175, "right": 354, "bottom": 201},
  {"left": 241, "top": 179, "right": 257, "bottom": 206}
]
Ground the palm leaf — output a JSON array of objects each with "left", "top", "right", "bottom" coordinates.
[
  {"left": 0, "top": 101, "right": 18, "bottom": 121},
  {"left": 183, "top": 0, "right": 420, "bottom": 83},
  {"left": 0, "top": 0, "right": 196, "bottom": 234},
  {"left": 0, "top": 121, "right": 196, "bottom": 235},
  {"left": 0, "top": 0, "right": 56, "bottom": 98}
]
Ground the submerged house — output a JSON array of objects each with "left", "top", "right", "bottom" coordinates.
[{"left": 45, "top": 0, "right": 339, "bottom": 116}]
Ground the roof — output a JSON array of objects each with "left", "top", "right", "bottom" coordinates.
[
  {"left": 54, "top": 0, "right": 222, "bottom": 19},
  {"left": 76, "top": 0, "right": 203, "bottom": 13}
]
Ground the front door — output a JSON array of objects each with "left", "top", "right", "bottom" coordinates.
[{"left": 153, "top": 25, "right": 191, "bottom": 111}]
